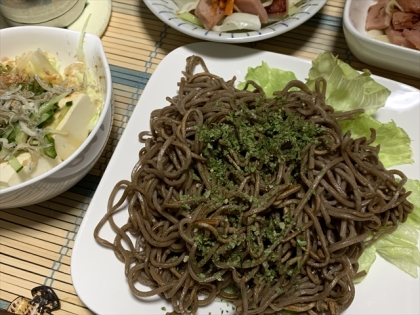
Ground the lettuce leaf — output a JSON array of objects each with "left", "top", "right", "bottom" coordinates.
[
  {"left": 375, "top": 238, "right": 420, "bottom": 278},
  {"left": 354, "top": 243, "right": 377, "bottom": 284},
  {"left": 237, "top": 61, "right": 297, "bottom": 98},
  {"left": 306, "top": 52, "right": 391, "bottom": 115},
  {"left": 405, "top": 179, "right": 420, "bottom": 226},
  {"left": 339, "top": 113, "right": 413, "bottom": 168},
  {"left": 356, "top": 179, "right": 420, "bottom": 279}
]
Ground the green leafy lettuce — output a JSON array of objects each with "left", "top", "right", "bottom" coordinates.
[
  {"left": 339, "top": 113, "right": 413, "bottom": 168},
  {"left": 306, "top": 52, "right": 391, "bottom": 115},
  {"left": 353, "top": 243, "right": 377, "bottom": 284},
  {"left": 237, "top": 61, "right": 297, "bottom": 98},
  {"left": 357, "top": 179, "right": 420, "bottom": 279}
]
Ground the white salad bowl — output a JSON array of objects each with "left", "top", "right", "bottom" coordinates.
[
  {"left": 343, "top": 0, "right": 420, "bottom": 78},
  {"left": 0, "top": 26, "right": 113, "bottom": 209},
  {"left": 144, "top": 0, "right": 326, "bottom": 43}
]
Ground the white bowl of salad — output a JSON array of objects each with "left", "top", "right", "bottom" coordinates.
[
  {"left": 343, "top": 0, "right": 420, "bottom": 78},
  {"left": 144, "top": 0, "right": 326, "bottom": 43},
  {"left": 0, "top": 26, "right": 113, "bottom": 209}
]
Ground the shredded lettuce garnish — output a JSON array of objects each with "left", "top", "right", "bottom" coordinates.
[{"left": 77, "top": 14, "right": 91, "bottom": 63}]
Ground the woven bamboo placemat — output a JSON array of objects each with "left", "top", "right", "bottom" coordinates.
[{"left": 0, "top": 1, "right": 419, "bottom": 314}]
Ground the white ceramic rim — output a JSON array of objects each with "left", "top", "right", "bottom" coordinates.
[{"left": 0, "top": 26, "right": 113, "bottom": 195}]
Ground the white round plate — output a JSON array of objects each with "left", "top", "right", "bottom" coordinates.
[{"left": 144, "top": 0, "right": 327, "bottom": 43}]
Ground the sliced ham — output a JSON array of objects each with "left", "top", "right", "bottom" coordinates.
[
  {"left": 265, "top": 0, "right": 288, "bottom": 20},
  {"left": 234, "top": 0, "right": 268, "bottom": 23},
  {"left": 396, "top": 0, "right": 420, "bottom": 14},
  {"left": 265, "top": 0, "right": 287, "bottom": 14},
  {"left": 392, "top": 11, "right": 420, "bottom": 30},
  {"left": 385, "top": 26, "right": 416, "bottom": 48},
  {"left": 195, "top": 0, "right": 225, "bottom": 30},
  {"left": 403, "top": 28, "right": 420, "bottom": 48},
  {"left": 366, "top": 0, "right": 391, "bottom": 31}
]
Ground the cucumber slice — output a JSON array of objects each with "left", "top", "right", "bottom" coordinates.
[
  {"left": 43, "top": 135, "right": 57, "bottom": 159},
  {"left": 8, "top": 155, "right": 23, "bottom": 173}
]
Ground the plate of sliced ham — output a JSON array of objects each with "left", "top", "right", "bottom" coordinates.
[
  {"left": 343, "top": 0, "right": 420, "bottom": 78},
  {"left": 144, "top": 0, "right": 326, "bottom": 43},
  {"left": 365, "top": 0, "right": 420, "bottom": 50}
]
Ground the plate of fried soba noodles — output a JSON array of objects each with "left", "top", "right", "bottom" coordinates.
[{"left": 71, "top": 42, "right": 420, "bottom": 315}]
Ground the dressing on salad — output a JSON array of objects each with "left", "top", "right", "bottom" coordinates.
[
  {"left": 174, "top": 0, "right": 304, "bottom": 31},
  {"left": 0, "top": 45, "right": 103, "bottom": 189}
]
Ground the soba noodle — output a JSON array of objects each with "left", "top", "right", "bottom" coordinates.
[{"left": 94, "top": 56, "right": 414, "bottom": 315}]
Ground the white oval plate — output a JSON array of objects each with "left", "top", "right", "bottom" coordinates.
[
  {"left": 144, "top": 0, "right": 327, "bottom": 43},
  {"left": 71, "top": 42, "right": 420, "bottom": 315}
]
